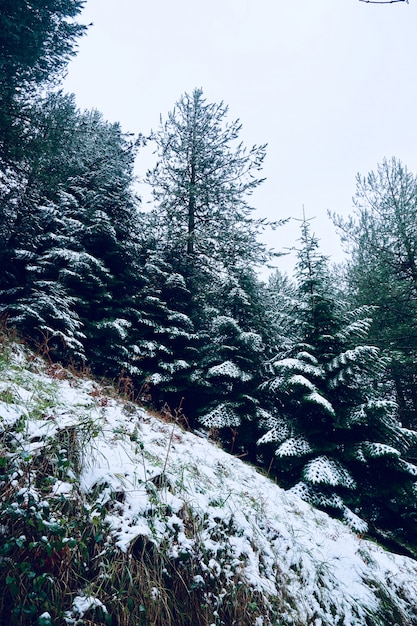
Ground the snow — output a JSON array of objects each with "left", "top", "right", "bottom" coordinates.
[
  {"left": 68, "top": 595, "right": 108, "bottom": 618},
  {"left": 199, "top": 403, "right": 241, "bottom": 428},
  {"left": 2, "top": 345, "right": 417, "bottom": 625},
  {"left": 276, "top": 356, "right": 322, "bottom": 378},
  {"left": 0, "top": 400, "right": 27, "bottom": 429},
  {"left": 302, "top": 456, "right": 356, "bottom": 488},
  {"left": 275, "top": 436, "right": 312, "bottom": 457},
  {"left": 257, "top": 415, "right": 291, "bottom": 445},
  {"left": 288, "top": 373, "right": 316, "bottom": 390},
  {"left": 207, "top": 360, "right": 244, "bottom": 379},
  {"left": 306, "top": 390, "right": 335, "bottom": 415}
]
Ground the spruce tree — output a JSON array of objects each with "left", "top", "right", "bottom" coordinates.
[
  {"left": 131, "top": 242, "right": 197, "bottom": 410},
  {"left": 196, "top": 309, "right": 265, "bottom": 460},
  {"left": 259, "top": 219, "right": 417, "bottom": 550},
  {"left": 0, "top": 93, "right": 143, "bottom": 374}
]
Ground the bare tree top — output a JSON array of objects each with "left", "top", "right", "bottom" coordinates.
[{"left": 359, "top": 0, "right": 408, "bottom": 4}]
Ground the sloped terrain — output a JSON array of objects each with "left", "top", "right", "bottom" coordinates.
[{"left": 1, "top": 339, "right": 417, "bottom": 625}]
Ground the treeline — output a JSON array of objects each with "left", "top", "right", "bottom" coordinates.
[{"left": 2, "top": 1, "right": 417, "bottom": 556}]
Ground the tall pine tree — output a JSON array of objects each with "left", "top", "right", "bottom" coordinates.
[
  {"left": 146, "top": 88, "right": 270, "bottom": 289},
  {"left": 143, "top": 89, "right": 279, "bottom": 425}
]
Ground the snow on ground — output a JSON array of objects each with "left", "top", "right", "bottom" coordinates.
[{"left": 2, "top": 344, "right": 417, "bottom": 625}]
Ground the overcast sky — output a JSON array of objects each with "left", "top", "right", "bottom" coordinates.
[{"left": 63, "top": 0, "right": 417, "bottom": 276}]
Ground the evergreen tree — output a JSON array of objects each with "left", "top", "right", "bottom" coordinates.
[
  {"left": 0, "top": 196, "right": 86, "bottom": 358},
  {"left": 184, "top": 266, "right": 276, "bottom": 458},
  {"left": 0, "top": 93, "right": 88, "bottom": 319},
  {"left": 332, "top": 157, "right": 417, "bottom": 428},
  {"left": 259, "top": 219, "right": 417, "bottom": 550},
  {"left": 0, "top": 93, "right": 143, "bottom": 374},
  {"left": 143, "top": 88, "right": 281, "bottom": 429},
  {"left": 0, "top": 0, "right": 87, "bottom": 162},
  {"left": 146, "top": 88, "right": 273, "bottom": 290},
  {"left": 131, "top": 242, "right": 198, "bottom": 410},
  {"left": 265, "top": 269, "right": 302, "bottom": 352}
]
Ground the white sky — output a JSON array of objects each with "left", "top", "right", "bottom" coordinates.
[{"left": 63, "top": 0, "right": 417, "bottom": 275}]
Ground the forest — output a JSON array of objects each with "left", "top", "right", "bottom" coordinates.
[{"left": 2, "top": 0, "right": 417, "bottom": 562}]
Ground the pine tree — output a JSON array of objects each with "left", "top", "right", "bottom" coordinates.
[
  {"left": 196, "top": 312, "right": 265, "bottom": 459},
  {"left": 0, "top": 197, "right": 86, "bottom": 358},
  {"left": 0, "top": 93, "right": 143, "bottom": 374},
  {"left": 332, "top": 157, "right": 417, "bottom": 429},
  {"left": 53, "top": 109, "right": 143, "bottom": 375},
  {"left": 258, "top": 219, "right": 417, "bottom": 549},
  {"left": 0, "top": 93, "right": 86, "bottom": 326},
  {"left": 143, "top": 89, "right": 281, "bottom": 429},
  {"left": 0, "top": 0, "right": 87, "bottom": 162},
  {"left": 191, "top": 268, "right": 269, "bottom": 459},
  {"left": 131, "top": 242, "right": 197, "bottom": 410},
  {"left": 146, "top": 88, "right": 272, "bottom": 290}
]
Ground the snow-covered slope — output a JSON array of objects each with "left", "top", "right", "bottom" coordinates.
[{"left": 1, "top": 342, "right": 417, "bottom": 625}]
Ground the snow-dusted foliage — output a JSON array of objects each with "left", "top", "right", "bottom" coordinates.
[
  {"left": 259, "top": 219, "right": 417, "bottom": 547},
  {"left": 333, "top": 158, "right": 417, "bottom": 430},
  {"left": 193, "top": 309, "right": 265, "bottom": 458},
  {"left": 275, "top": 437, "right": 313, "bottom": 458},
  {"left": 354, "top": 441, "right": 401, "bottom": 460},
  {"left": 1, "top": 341, "right": 417, "bottom": 625},
  {"left": 207, "top": 360, "right": 248, "bottom": 381},
  {"left": 146, "top": 88, "right": 270, "bottom": 272},
  {"left": 302, "top": 456, "right": 356, "bottom": 489},
  {"left": 0, "top": 1, "right": 87, "bottom": 163},
  {"left": 199, "top": 402, "right": 241, "bottom": 428},
  {"left": 131, "top": 251, "right": 196, "bottom": 402},
  {"left": 257, "top": 409, "right": 291, "bottom": 446},
  {"left": 0, "top": 93, "right": 142, "bottom": 375}
]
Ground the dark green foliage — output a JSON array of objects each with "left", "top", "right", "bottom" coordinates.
[
  {"left": 196, "top": 313, "right": 264, "bottom": 446},
  {"left": 146, "top": 88, "right": 273, "bottom": 285},
  {"left": 2, "top": 3, "right": 416, "bottom": 556},
  {"left": 192, "top": 270, "right": 269, "bottom": 458},
  {"left": 147, "top": 88, "right": 266, "bottom": 250},
  {"left": 0, "top": 92, "right": 142, "bottom": 374},
  {"left": 0, "top": 0, "right": 86, "bottom": 88},
  {"left": 131, "top": 247, "right": 198, "bottom": 409},
  {"left": 0, "top": 0, "right": 87, "bottom": 162},
  {"left": 332, "top": 157, "right": 417, "bottom": 428},
  {"left": 259, "top": 219, "right": 417, "bottom": 547}
]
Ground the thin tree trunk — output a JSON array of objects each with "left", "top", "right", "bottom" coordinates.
[{"left": 187, "top": 162, "right": 195, "bottom": 256}]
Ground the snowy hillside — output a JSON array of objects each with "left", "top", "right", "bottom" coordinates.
[{"left": 1, "top": 340, "right": 417, "bottom": 625}]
